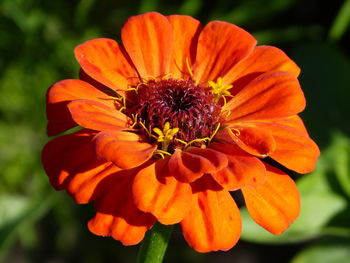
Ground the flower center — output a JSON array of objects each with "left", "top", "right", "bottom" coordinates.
[{"left": 126, "top": 78, "right": 221, "bottom": 152}]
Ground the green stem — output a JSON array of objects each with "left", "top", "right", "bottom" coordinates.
[{"left": 136, "top": 222, "right": 173, "bottom": 263}]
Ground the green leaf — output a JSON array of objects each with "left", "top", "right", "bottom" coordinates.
[
  {"left": 0, "top": 195, "right": 28, "bottom": 229},
  {"left": 0, "top": 193, "right": 56, "bottom": 261},
  {"left": 328, "top": 0, "right": 350, "bottom": 42},
  {"left": 324, "top": 133, "right": 350, "bottom": 197},
  {"left": 0, "top": 195, "right": 27, "bottom": 260},
  {"left": 292, "top": 239, "right": 350, "bottom": 263}
]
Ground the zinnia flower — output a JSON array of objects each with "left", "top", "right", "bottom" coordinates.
[{"left": 42, "top": 12, "right": 320, "bottom": 252}]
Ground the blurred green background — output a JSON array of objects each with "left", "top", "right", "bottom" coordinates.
[{"left": 1, "top": 0, "right": 350, "bottom": 262}]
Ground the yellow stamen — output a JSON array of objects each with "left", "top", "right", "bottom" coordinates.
[
  {"left": 127, "top": 81, "right": 148, "bottom": 93},
  {"left": 139, "top": 121, "right": 153, "bottom": 138},
  {"left": 129, "top": 113, "right": 139, "bottom": 128},
  {"left": 186, "top": 137, "right": 210, "bottom": 147},
  {"left": 101, "top": 95, "right": 127, "bottom": 112},
  {"left": 154, "top": 149, "right": 172, "bottom": 159},
  {"left": 153, "top": 122, "right": 179, "bottom": 151},
  {"left": 232, "top": 128, "right": 240, "bottom": 136},
  {"left": 228, "top": 127, "right": 241, "bottom": 137},
  {"left": 176, "top": 127, "right": 220, "bottom": 149},
  {"left": 186, "top": 57, "right": 194, "bottom": 78},
  {"left": 224, "top": 127, "right": 241, "bottom": 145},
  {"left": 209, "top": 123, "right": 221, "bottom": 142},
  {"left": 119, "top": 96, "right": 127, "bottom": 112},
  {"left": 143, "top": 75, "right": 157, "bottom": 81},
  {"left": 153, "top": 122, "right": 179, "bottom": 143},
  {"left": 136, "top": 74, "right": 173, "bottom": 88},
  {"left": 104, "top": 95, "right": 121, "bottom": 101},
  {"left": 155, "top": 152, "right": 165, "bottom": 159},
  {"left": 175, "top": 138, "right": 188, "bottom": 146},
  {"left": 161, "top": 73, "right": 173, "bottom": 80},
  {"left": 208, "top": 77, "right": 233, "bottom": 104},
  {"left": 126, "top": 86, "right": 138, "bottom": 92},
  {"left": 175, "top": 137, "right": 210, "bottom": 149}
]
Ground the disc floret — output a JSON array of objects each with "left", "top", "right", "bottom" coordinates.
[{"left": 125, "top": 78, "right": 222, "bottom": 153}]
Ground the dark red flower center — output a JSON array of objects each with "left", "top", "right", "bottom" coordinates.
[{"left": 126, "top": 78, "right": 221, "bottom": 152}]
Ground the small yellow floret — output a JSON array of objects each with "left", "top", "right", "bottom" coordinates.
[
  {"left": 208, "top": 77, "right": 233, "bottom": 104},
  {"left": 153, "top": 122, "right": 179, "bottom": 146}
]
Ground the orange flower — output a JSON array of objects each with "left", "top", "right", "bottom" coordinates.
[{"left": 42, "top": 12, "right": 320, "bottom": 252}]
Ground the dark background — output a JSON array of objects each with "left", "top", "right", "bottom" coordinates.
[{"left": 1, "top": 0, "right": 350, "bottom": 262}]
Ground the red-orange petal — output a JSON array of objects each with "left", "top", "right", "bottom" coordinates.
[
  {"left": 167, "top": 15, "right": 202, "bottom": 78},
  {"left": 132, "top": 160, "right": 192, "bottom": 225},
  {"left": 215, "top": 126, "right": 276, "bottom": 157},
  {"left": 242, "top": 164, "right": 300, "bottom": 235},
  {"left": 121, "top": 12, "right": 173, "bottom": 78},
  {"left": 68, "top": 99, "right": 128, "bottom": 131},
  {"left": 186, "top": 147, "right": 228, "bottom": 170},
  {"left": 89, "top": 169, "right": 155, "bottom": 245},
  {"left": 181, "top": 175, "right": 241, "bottom": 252},
  {"left": 210, "top": 143, "right": 266, "bottom": 190},
  {"left": 74, "top": 38, "right": 138, "bottom": 94},
  {"left": 46, "top": 79, "right": 115, "bottom": 136},
  {"left": 225, "top": 71, "right": 306, "bottom": 122},
  {"left": 168, "top": 148, "right": 228, "bottom": 183},
  {"left": 192, "top": 20, "right": 256, "bottom": 84},
  {"left": 224, "top": 45, "right": 301, "bottom": 94},
  {"left": 255, "top": 116, "right": 320, "bottom": 173},
  {"left": 79, "top": 68, "right": 112, "bottom": 93},
  {"left": 93, "top": 130, "right": 157, "bottom": 169},
  {"left": 41, "top": 129, "right": 119, "bottom": 203},
  {"left": 88, "top": 211, "right": 153, "bottom": 245}
]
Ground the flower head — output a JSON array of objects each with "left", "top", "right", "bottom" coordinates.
[{"left": 42, "top": 12, "right": 320, "bottom": 252}]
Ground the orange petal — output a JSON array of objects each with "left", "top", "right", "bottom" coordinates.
[
  {"left": 68, "top": 99, "right": 128, "bottom": 131},
  {"left": 254, "top": 116, "right": 320, "bottom": 173},
  {"left": 89, "top": 170, "right": 155, "bottom": 245},
  {"left": 167, "top": 15, "right": 202, "bottom": 78},
  {"left": 79, "top": 68, "right": 112, "bottom": 92},
  {"left": 88, "top": 212, "right": 154, "bottom": 245},
  {"left": 66, "top": 162, "right": 120, "bottom": 204},
  {"left": 93, "top": 130, "right": 157, "bottom": 169},
  {"left": 74, "top": 38, "right": 138, "bottom": 94},
  {"left": 46, "top": 79, "right": 115, "bottom": 136},
  {"left": 132, "top": 160, "right": 192, "bottom": 224},
  {"left": 242, "top": 164, "right": 300, "bottom": 235},
  {"left": 186, "top": 147, "right": 228, "bottom": 170},
  {"left": 121, "top": 12, "right": 173, "bottom": 78},
  {"left": 210, "top": 143, "right": 266, "bottom": 190},
  {"left": 223, "top": 45, "right": 301, "bottom": 94},
  {"left": 181, "top": 175, "right": 241, "bottom": 252},
  {"left": 216, "top": 126, "right": 276, "bottom": 157},
  {"left": 225, "top": 71, "right": 306, "bottom": 122},
  {"left": 168, "top": 148, "right": 227, "bottom": 183},
  {"left": 193, "top": 21, "right": 256, "bottom": 83},
  {"left": 41, "top": 129, "right": 119, "bottom": 203}
]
